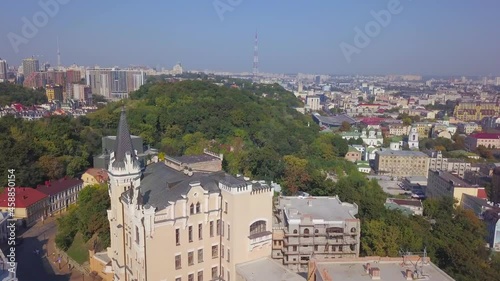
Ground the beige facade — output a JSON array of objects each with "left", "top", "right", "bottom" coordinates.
[
  {"left": 388, "top": 124, "right": 410, "bottom": 136},
  {"left": 0, "top": 188, "right": 49, "bottom": 227},
  {"left": 426, "top": 170, "right": 485, "bottom": 204},
  {"left": 427, "top": 151, "right": 472, "bottom": 178},
  {"left": 272, "top": 196, "right": 360, "bottom": 272},
  {"left": 96, "top": 109, "right": 273, "bottom": 281},
  {"left": 375, "top": 150, "right": 429, "bottom": 178}
]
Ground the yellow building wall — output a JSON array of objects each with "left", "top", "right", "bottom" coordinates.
[{"left": 454, "top": 188, "right": 479, "bottom": 205}]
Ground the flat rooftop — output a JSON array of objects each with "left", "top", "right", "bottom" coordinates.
[
  {"left": 430, "top": 170, "right": 474, "bottom": 187},
  {"left": 376, "top": 150, "right": 428, "bottom": 157},
  {"left": 313, "top": 257, "right": 455, "bottom": 281},
  {"left": 279, "top": 196, "right": 358, "bottom": 222},
  {"left": 236, "top": 257, "right": 305, "bottom": 281}
]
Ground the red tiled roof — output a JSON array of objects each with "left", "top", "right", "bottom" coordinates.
[
  {"left": 469, "top": 132, "right": 500, "bottom": 139},
  {"left": 358, "top": 103, "right": 382, "bottom": 107},
  {"left": 36, "top": 177, "right": 83, "bottom": 196},
  {"left": 83, "top": 168, "right": 109, "bottom": 183},
  {"left": 477, "top": 188, "right": 487, "bottom": 199},
  {"left": 0, "top": 187, "right": 48, "bottom": 208}
]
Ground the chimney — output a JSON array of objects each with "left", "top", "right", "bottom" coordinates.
[
  {"left": 365, "top": 263, "right": 371, "bottom": 274},
  {"left": 307, "top": 200, "right": 312, "bottom": 207},
  {"left": 370, "top": 267, "right": 380, "bottom": 280},
  {"left": 405, "top": 269, "right": 413, "bottom": 280}
]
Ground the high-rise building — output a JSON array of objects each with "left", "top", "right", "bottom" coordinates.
[
  {"left": 22, "top": 57, "right": 40, "bottom": 80},
  {"left": 0, "top": 58, "right": 7, "bottom": 82},
  {"left": 72, "top": 84, "right": 92, "bottom": 102},
  {"left": 86, "top": 68, "right": 145, "bottom": 99},
  {"left": 92, "top": 109, "right": 274, "bottom": 281}
]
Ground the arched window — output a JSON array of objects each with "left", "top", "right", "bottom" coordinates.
[
  {"left": 190, "top": 203, "right": 194, "bottom": 215},
  {"left": 351, "top": 227, "right": 357, "bottom": 233},
  {"left": 196, "top": 202, "right": 201, "bottom": 213},
  {"left": 293, "top": 229, "right": 298, "bottom": 234},
  {"left": 315, "top": 229, "right": 319, "bottom": 234},
  {"left": 303, "top": 228, "right": 310, "bottom": 237},
  {"left": 249, "top": 220, "right": 266, "bottom": 236}
]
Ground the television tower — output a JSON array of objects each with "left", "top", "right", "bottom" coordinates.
[
  {"left": 253, "top": 31, "right": 259, "bottom": 77},
  {"left": 57, "top": 37, "right": 61, "bottom": 69}
]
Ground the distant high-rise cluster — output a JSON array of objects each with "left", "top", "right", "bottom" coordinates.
[{"left": 86, "top": 68, "right": 146, "bottom": 99}]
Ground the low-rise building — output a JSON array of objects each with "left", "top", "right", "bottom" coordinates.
[
  {"left": 457, "top": 122, "right": 482, "bottom": 134},
  {"left": 483, "top": 210, "right": 500, "bottom": 251},
  {"left": 272, "top": 196, "right": 360, "bottom": 272},
  {"left": 81, "top": 168, "right": 109, "bottom": 187},
  {"left": 36, "top": 177, "right": 84, "bottom": 215},
  {"left": 0, "top": 187, "right": 48, "bottom": 227},
  {"left": 426, "top": 170, "right": 487, "bottom": 204},
  {"left": 307, "top": 256, "right": 455, "bottom": 281},
  {"left": 345, "top": 146, "right": 362, "bottom": 162},
  {"left": 385, "top": 198, "right": 423, "bottom": 216},
  {"left": 375, "top": 150, "right": 430, "bottom": 178},
  {"left": 460, "top": 194, "right": 496, "bottom": 218},
  {"left": 357, "top": 161, "right": 371, "bottom": 174},
  {"left": 465, "top": 132, "right": 500, "bottom": 151}
]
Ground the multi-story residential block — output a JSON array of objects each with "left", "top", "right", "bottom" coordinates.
[
  {"left": 426, "top": 170, "right": 487, "bottom": 204},
  {"left": 0, "top": 59, "right": 7, "bottom": 82},
  {"left": 375, "top": 150, "right": 429, "bottom": 178},
  {"left": 426, "top": 151, "right": 472, "bottom": 178},
  {"left": 272, "top": 196, "right": 360, "bottom": 272},
  {"left": 72, "top": 84, "right": 92, "bottom": 102},
  {"left": 388, "top": 124, "right": 410, "bottom": 136},
  {"left": 454, "top": 102, "right": 500, "bottom": 122},
  {"left": 91, "top": 108, "right": 274, "bottom": 281},
  {"left": 306, "top": 95, "right": 321, "bottom": 111},
  {"left": 0, "top": 187, "right": 48, "bottom": 227},
  {"left": 86, "top": 68, "right": 145, "bottom": 99},
  {"left": 412, "top": 122, "right": 432, "bottom": 138},
  {"left": 45, "top": 84, "right": 64, "bottom": 101},
  {"left": 457, "top": 122, "right": 482, "bottom": 134},
  {"left": 36, "top": 177, "right": 84, "bottom": 215},
  {"left": 22, "top": 57, "right": 40, "bottom": 80},
  {"left": 481, "top": 116, "right": 500, "bottom": 130}
]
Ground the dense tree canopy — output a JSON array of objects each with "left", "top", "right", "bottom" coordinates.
[{"left": 0, "top": 82, "right": 47, "bottom": 106}]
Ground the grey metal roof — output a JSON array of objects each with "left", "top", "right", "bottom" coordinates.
[
  {"left": 138, "top": 162, "right": 264, "bottom": 210},
  {"left": 112, "top": 107, "right": 137, "bottom": 168}
]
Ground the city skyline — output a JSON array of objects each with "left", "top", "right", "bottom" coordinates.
[{"left": 1, "top": 1, "right": 500, "bottom": 76}]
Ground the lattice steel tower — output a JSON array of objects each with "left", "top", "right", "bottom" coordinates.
[{"left": 253, "top": 31, "right": 259, "bottom": 77}]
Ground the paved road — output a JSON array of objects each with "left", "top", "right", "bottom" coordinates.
[{"left": 17, "top": 218, "right": 74, "bottom": 281}]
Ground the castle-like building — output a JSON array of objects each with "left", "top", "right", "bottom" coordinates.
[{"left": 98, "top": 108, "right": 274, "bottom": 281}]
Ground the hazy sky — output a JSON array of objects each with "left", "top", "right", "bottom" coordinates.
[{"left": 1, "top": 0, "right": 499, "bottom": 75}]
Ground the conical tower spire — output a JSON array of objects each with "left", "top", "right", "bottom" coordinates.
[{"left": 112, "top": 107, "right": 136, "bottom": 168}]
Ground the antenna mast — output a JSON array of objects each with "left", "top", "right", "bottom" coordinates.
[
  {"left": 253, "top": 31, "right": 259, "bottom": 79},
  {"left": 57, "top": 36, "right": 61, "bottom": 70}
]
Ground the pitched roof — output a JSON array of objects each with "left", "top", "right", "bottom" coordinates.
[
  {"left": 112, "top": 107, "right": 137, "bottom": 168},
  {"left": 0, "top": 187, "right": 48, "bottom": 208},
  {"left": 469, "top": 132, "right": 500, "bottom": 139},
  {"left": 83, "top": 168, "right": 109, "bottom": 183},
  {"left": 36, "top": 177, "right": 83, "bottom": 196}
]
